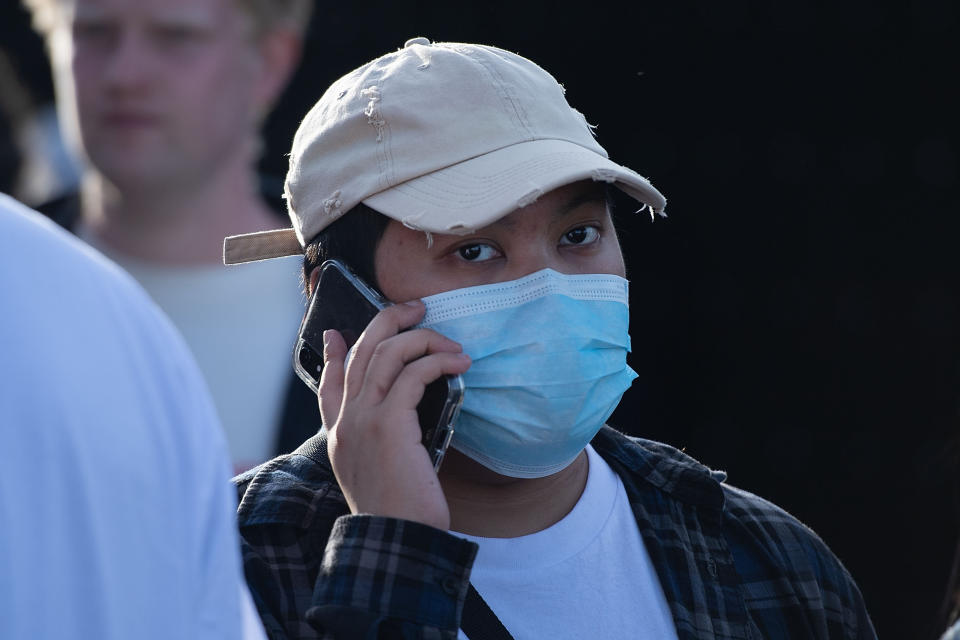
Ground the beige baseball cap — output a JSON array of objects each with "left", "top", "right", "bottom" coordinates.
[{"left": 224, "top": 38, "right": 666, "bottom": 265}]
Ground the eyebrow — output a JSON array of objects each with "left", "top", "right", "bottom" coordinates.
[
  {"left": 493, "top": 186, "right": 608, "bottom": 230},
  {"left": 557, "top": 188, "right": 608, "bottom": 217}
]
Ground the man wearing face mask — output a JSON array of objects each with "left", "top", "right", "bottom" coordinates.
[{"left": 226, "top": 39, "right": 876, "bottom": 639}]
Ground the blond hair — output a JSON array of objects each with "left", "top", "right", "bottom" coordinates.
[{"left": 22, "top": 0, "right": 313, "bottom": 40}]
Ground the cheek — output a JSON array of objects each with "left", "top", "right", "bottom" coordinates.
[
  {"left": 374, "top": 227, "right": 447, "bottom": 303},
  {"left": 374, "top": 238, "right": 412, "bottom": 302},
  {"left": 69, "top": 62, "right": 102, "bottom": 136},
  {"left": 178, "top": 57, "right": 240, "bottom": 100},
  {"left": 69, "top": 54, "right": 97, "bottom": 105},
  {"left": 167, "top": 57, "right": 258, "bottom": 148},
  {"left": 198, "top": 53, "right": 260, "bottom": 123},
  {"left": 609, "top": 249, "right": 627, "bottom": 278},
  {"left": 582, "top": 235, "right": 626, "bottom": 278},
  {"left": 602, "top": 229, "right": 627, "bottom": 277}
]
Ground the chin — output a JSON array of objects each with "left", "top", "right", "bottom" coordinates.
[
  {"left": 92, "top": 154, "right": 181, "bottom": 192},
  {"left": 439, "top": 448, "right": 526, "bottom": 485}
]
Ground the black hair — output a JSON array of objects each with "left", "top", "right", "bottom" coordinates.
[{"left": 301, "top": 202, "right": 390, "bottom": 295}]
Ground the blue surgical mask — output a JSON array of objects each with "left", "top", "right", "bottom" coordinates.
[{"left": 417, "top": 269, "right": 637, "bottom": 478}]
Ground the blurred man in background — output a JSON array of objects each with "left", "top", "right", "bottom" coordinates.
[
  {"left": 22, "top": 0, "right": 317, "bottom": 472},
  {"left": 0, "top": 193, "right": 264, "bottom": 639}
]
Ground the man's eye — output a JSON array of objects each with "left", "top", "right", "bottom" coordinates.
[
  {"left": 456, "top": 243, "right": 499, "bottom": 262},
  {"left": 560, "top": 226, "right": 600, "bottom": 246},
  {"left": 154, "top": 26, "right": 202, "bottom": 45}
]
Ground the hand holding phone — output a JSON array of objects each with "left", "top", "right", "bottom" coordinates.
[
  {"left": 295, "top": 260, "right": 465, "bottom": 471},
  {"left": 316, "top": 305, "right": 469, "bottom": 530}
]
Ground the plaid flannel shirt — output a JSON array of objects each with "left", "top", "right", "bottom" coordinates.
[{"left": 234, "top": 426, "right": 876, "bottom": 639}]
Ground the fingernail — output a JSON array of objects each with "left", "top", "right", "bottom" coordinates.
[
  {"left": 403, "top": 300, "right": 423, "bottom": 307},
  {"left": 322, "top": 330, "right": 332, "bottom": 348}
]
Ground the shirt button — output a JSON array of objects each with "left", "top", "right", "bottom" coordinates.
[{"left": 441, "top": 575, "right": 459, "bottom": 595}]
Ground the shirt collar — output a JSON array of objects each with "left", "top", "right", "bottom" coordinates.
[{"left": 591, "top": 426, "right": 728, "bottom": 511}]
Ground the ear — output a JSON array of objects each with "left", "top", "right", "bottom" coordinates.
[{"left": 252, "top": 27, "right": 303, "bottom": 119}]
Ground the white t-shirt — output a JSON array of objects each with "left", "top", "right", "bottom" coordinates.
[
  {"left": 455, "top": 445, "right": 678, "bottom": 640},
  {"left": 108, "top": 252, "right": 306, "bottom": 472},
  {"left": 0, "top": 194, "right": 261, "bottom": 639}
]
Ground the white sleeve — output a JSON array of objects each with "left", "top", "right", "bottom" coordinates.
[{"left": 0, "top": 195, "right": 249, "bottom": 639}]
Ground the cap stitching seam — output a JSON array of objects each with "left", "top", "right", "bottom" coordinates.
[{"left": 461, "top": 47, "right": 536, "bottom": 141}]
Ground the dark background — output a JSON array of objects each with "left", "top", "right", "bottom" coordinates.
[{"left": 2, "top": 1, "right": 958, "bottom": 638}]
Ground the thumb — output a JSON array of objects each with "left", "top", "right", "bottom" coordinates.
[{"left": 318, "top": 329, "right": 347, "bottom": 426}]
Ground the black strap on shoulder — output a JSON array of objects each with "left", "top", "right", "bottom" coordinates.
[{"left": 461, "top": 583, "right": 515, "bottom": 640}]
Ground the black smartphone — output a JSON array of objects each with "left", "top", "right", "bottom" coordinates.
[{"left": 294, "top": 259, "right": 463, "bottom": 471}]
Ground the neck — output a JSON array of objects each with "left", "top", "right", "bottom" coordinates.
[
  {"left": 78, "top": 153, "right": 280, "bottom": 266},
  {"left": 440, "top": 449, "right": 589, "bottom": 538}
]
